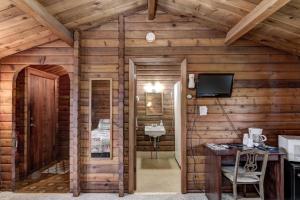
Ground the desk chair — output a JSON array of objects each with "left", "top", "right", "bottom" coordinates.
[{"left": 221, "top": 149, "right": 269, "bottom": 200}]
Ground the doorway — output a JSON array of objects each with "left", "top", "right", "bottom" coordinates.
[
  {"left": 14, "top": 66, "right": 70, "bottom": 193},
  {"left": 128, "top": 58, "right": 187, "bottom": 193}
]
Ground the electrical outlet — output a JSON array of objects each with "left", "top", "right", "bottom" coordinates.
[{"left": 199, "top": 106, "right": 208, "bottom": 116}]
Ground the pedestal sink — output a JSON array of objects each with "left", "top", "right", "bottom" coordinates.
[
  {"left": 144, "top": 125, "right": 166, "bottom": 138},
  {"left": 144, "top": 125, "right": 166, "bottom": 159}
]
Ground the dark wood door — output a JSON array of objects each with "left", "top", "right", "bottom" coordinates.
[{"left": 27, "top": 68, "right": 58, "bottom": 173}]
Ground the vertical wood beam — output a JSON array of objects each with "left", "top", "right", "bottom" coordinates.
[
  {"left": 71, "top": 30, "right": 80, "bottom": 197},
  {"left": 180, "top": 59, "right": 187, "bottom": 194},
  {"left": 118, "top": 15, "right": 125, "bottom": 197},
  {"left": 225, "top": 0, "right": 290, "bottom": 45},
  {"left": 128, "top": 59, "right": 136, "bottom": 194},
  {"left": 148, "top": 0, "right": 156, "bottom": 20}
]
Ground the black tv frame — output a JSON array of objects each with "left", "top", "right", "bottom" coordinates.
[{"left": 196, "top": 73, "right": 234, "bottom": 98}]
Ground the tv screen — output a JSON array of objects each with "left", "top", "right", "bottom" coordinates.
[{"left": 196, "top": 73, "right": 234, "bottom": 97}]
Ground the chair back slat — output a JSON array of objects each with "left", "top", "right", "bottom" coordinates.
[{"left": 233, "top": 149, "right": 269, "bottom": 183}]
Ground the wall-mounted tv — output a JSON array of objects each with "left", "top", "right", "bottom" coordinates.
[{"left": 196, "top": 73, "right": 234, "bottom": 98}]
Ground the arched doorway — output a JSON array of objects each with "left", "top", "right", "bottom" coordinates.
[{"left": 13, "top": 65, "right": 71, "bottom": 193}]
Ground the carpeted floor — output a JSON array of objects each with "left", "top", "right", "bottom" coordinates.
[
  {"left": 0, "top": 192, "right": 208, "bottom": 200},
  {"left": 136, "top": 152, "right": 181, "bottom": 193},
  {"left": 0, "top": 192, "right": 246, "bottom": 200}
]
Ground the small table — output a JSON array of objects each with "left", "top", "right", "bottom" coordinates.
[{"left": 205, "top": 144, "right": 286, "bottom": 200}]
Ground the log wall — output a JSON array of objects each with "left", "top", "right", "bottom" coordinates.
[
  {"left": 1, "top": 9, "right": 300, "bottom": 194},
  {"left": 15, "top": 70, "right": 25, "bottom": 179},
  {"left": 0, "top": 40, "right": 74, "bottom": 190},
  {"left": 123, "top": 10, "right": 300, "bottom": 192},
  {"left": 57, "top": 74, "right": 70, "bottom": 160},
  {"left": 79, "top": 21, "right": 120, "bottom": 193}
]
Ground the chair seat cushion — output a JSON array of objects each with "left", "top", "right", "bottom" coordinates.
[
  {"left": 221, "top": 166, "right": 245, "bottom": 173},
  {"left": 223, "top": 172, "right": 260, "bottom": 183}
]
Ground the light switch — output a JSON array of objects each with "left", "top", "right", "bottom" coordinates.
[{"left": 199, "top": 106, "right": 208, "bottom": 116}]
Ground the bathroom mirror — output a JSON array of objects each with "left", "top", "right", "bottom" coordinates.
[
  {"left": 145, "top": 92, "right": 163, "bottom": 116},
  {"left": 89, "top": 78, "right": 112, "bottom": 159}
]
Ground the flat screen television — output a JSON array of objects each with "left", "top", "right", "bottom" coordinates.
[{"left": 196, "top": 73, "right": 234, "bottom": 97}]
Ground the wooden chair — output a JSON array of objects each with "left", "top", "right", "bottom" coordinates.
[{"left": 222, "top": 149, "right": 269, "bottom": 200}]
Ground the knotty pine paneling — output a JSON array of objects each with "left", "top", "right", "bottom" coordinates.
[
  {"left": 136, "top": 65, "right": 180, "bottom": 151},
  {"left": 123, "top": 11, "right": 300, "bottom": 192},
  {"left": 79, "top": 21, "right": 120, "bottom": 193},
  {"left": 15, "top": 69, "right": 25, "bottom": 180},
  {"left": 1, "top": 9, "right": 300, "bottom": 194},
  {"left": 0, "top": 40, "right": 74, "bottom": 191},
  {"left": 57, "top": 74, "right": 70, "bottom": 160}
]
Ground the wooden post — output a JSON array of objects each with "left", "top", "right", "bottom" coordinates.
[
  {"left": 148, "top": 0, "right": 156, "bottom": 20},
  {"left": 118, "top": 15, "right": 125, "bottom": 197},
  {"left": 181, "top": 59, "right": 187, "bottom": 193},
  {"left": 71, "top": 30, "right": 80, "bottom": 197},
  {"left": 128, "top": 59, "right": 136, "bottom": 194}
]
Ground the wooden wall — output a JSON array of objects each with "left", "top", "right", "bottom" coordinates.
[
  {"left": 57, "top": 74, "right": 70, "bottom": 160},
  {"left": 91, "top": 80, "right": 111, "bottom": 130},
  {"left": 123, "top": 10, "right": 300, "bottom": 192},
  {"left": 15, "top": 70, "right": 25, "bottom": 179},
  {"left": 79, "top": 22, "right": 120, "bottom": 192},
  {"left": 0, "top": 40, "right": 74, "bottom": 190},
  {"left": 136, "top": 65, "right": 180, "bottom": 151},
  {"left": 1, "top": 9, "right": 300, "bottom": 194}
]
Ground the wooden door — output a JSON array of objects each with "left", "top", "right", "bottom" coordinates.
[{"left": 27, "top": 68, "right": 58, "bottom": 173}]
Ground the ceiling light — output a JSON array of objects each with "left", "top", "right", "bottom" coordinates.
[{"left": 146, "top": 32, "right": 155, "bottom": 43}]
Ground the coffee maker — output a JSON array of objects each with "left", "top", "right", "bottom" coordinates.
[{"left": 248, "top": 128, "right": 267, "bottom": 147}]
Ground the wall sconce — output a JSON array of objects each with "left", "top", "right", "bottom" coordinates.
[
  {"left": 147, "top": 102, "right": 152, "bottom": 107},
  {"left": 144, "top": 83, "right": 154, "bottom": 93},
  {"left": 144, "top": 82, "right": 164, "bottom": 93}
]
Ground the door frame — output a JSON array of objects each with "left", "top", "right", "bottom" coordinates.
[
  {"left": 128, "top": 57, "right": 187, "bottom": 193},
  {"left": 11, "top": 65, "right": 74, "bottom": 192}
]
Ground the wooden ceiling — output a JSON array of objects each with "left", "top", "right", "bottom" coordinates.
[{"left": 0, "top": 0, "right": 299, "bottom": 59}]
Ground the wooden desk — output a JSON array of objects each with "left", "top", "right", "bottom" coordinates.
[{"left": 205, "top": 145, "right": 286, "bottom": 200}]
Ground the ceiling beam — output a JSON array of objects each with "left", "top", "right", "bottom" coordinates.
[
  {"left": 224, "top": 0, "right": 290, "bottom": 45},
  {"left": 12, "top": 0, "right": 74, "bottom": 46},
  {"left": 148, "top": 0, "right": 156, "bottom": 20}
]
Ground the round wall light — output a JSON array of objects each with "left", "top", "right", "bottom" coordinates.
[{"left": 146, "top": 32, "right": 156, "bottom": 43}]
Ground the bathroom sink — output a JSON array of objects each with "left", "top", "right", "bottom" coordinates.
[{"left": 144, "top": 125, "right": 166, "bottom": 138}]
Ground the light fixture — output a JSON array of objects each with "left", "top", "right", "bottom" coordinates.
[
  {"left": 146, "top": 32, "right": 156, "bottom": 43},
  {"left": 144, "top": 83, "right": 153, "bottom": 93},
  {"left": 154, "top": 82, "right": 164, "bottom": 93},
  {"left": 143, "top": 82, "right": 164, "bottom": 93}
]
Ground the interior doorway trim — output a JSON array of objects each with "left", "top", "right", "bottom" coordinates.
[
  {"left": 11, "top": 65, "right": 74, "bottom": 192},
  {"left": 128, "top": 57, "right": 187, "bottom": 193}
]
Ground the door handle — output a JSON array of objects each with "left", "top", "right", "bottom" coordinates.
[
  {"left": 30, "top": 123, "right": 36, "bottom": 127},
  {"left": 297, "top": 174, "right": 300, "bottom": 178}
]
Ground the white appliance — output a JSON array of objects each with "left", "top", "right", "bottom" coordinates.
[
  {"left": 174, "top": 81, "right": 181, "bottom": 167},
  {"left": 248, "top": 128, "right": 267, "bottom": 146},
  {"left": 188, "top": 74, "right": 195, "bottom": 89},
  {"left": 279, "top": 135, "right": 300, "bottom": 162}
]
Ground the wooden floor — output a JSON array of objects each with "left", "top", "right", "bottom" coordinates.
[{"left": 16, "top": 173, "right": 69, "bottom": 193}]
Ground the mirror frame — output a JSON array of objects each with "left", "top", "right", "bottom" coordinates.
[
  {"left": 89, "top": 78, "right": 113, "bottom": 160},
  {"left": 145, "top": 92, "right": 163, "bottom": 116}
]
